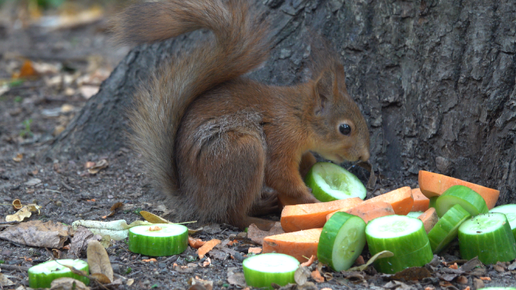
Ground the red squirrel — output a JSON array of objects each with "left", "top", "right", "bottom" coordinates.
[{"left": 115, "top": 0, "right": 370, "bottom": 229}]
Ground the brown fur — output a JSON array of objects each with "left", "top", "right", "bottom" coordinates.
[{"left": 115, "top": 0, "right": 370, "bottom": 229}]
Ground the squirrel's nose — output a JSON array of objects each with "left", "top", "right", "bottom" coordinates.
[{"left": 359, "top": 150, "right": 370, "bottom": 162}]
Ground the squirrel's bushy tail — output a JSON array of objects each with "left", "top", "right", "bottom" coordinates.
[{"left": 116, "top": 0, "right": 271, "bottom": 196}]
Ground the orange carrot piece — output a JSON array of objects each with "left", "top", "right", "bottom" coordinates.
[
  {"left": 417, "top": 207, "right": 439, "bottom": 233},
  {"left": 197, "top": 239, "right": 221, "bottom": 259},
  {"left": 411, "top": 188, "right": 430, "bottom": 212},
  {"left": 280, "top": 198, "right": 363, "bottom": 232},
  {"left": 418, "top": 170, "right": 499, "bottom": 209},
  {"left": 262, "top": 228, "right": 322, "bottom": 262},
  {"left": 362, "top": 186, "right": 414, "bottom": 215},
  {"left": 188, "top": 237, "right": 206, "bottom": 249},
  {"left": 326, "top": 201, "right": 395, "bottom": 223}
]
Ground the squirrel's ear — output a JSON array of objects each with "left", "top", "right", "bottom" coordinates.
[{"left": 314, "top": 68, "right": 338, "bottom": 115}]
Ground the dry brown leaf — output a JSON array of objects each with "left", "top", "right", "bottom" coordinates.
[
  {"left": 294, "top": 265, "right": 311, "bottom": 285},
  {"left": 90, "top": 273, "right": 111, "bottom": 284},
  {"left": 13, "top": 60, "right": 38, "bottom": 79},
  {"left": 6, "top": 204, "right": 42, "bottom": 222},
  {"left": 12, "top": 199, "right": 22, "bottom": 210},
  {"left": 0, "top": 220, "right": 68, "bottom": 248},
  {"left": 188, "top": 277, "right": 213, "bottom": 290},
  {"left": 140, "top": 211, "right": 170, "bottom": 223},
  {"left": 0, "top": 273, "right": 15, "bottom": 287},
  {"left": 87, "top": 240, "right": 113, "bottom": 283},
  {"left": 88, "top": 159, "right": 108, "bottom": 174},
  {"left": 197, "top": 239, "right": 221, "bottom": 259},
  {"left": 50, "top": 277, "right": 90, "bottom": 290},
  {"left": 247, "top": 222, "right": 284, "bottom": 245},
  {"left": 13, "top": 153, "right": 23, "bottom": 162},
  {"left": 107, "top": 202, "right": 124, "bottom": 217},
  {"left": 188, "top": 237, "right": 206, "bottom": 249}
]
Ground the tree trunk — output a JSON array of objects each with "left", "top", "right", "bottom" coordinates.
[{"left": 46, "top": 0, "right": 516, "bottom": 204}]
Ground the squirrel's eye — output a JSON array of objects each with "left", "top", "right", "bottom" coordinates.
[{"left": 339, "top": 123, "right": 351, "bottom": 135}]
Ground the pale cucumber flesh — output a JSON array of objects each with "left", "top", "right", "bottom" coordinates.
[
  {"left": 365, "top": 215, "right": 432, "bottom": 273},
  {"left": 243, "top": 253, "right": 299, "bottom": 289},
  {"left": 458, "top": 213, "right": 516, "bottom": 265},
  {"left": 305, "top": 162, "right": 366, "bottom": 202},
  {"left": 28, "top": 259, "right": 90, "bottom": 289},
  {"left": 318, "top": 212, "right": 366, "bottom": 271},
  {"left": 490, "top": 204, "right": 516, "bottom": 240}
]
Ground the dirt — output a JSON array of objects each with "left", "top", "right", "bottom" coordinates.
[{"left": 1, "top": 5, "right": 516, "bottom": 290}]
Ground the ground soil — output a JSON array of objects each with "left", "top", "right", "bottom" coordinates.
[{"left": 0, "top": 6, "right": 515, "bottom": 290}]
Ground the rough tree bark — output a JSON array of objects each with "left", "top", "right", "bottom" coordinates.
[{"left": 46, "top": 0, "right": 516, "bottom": 204}]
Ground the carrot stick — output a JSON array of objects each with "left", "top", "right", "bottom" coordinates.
[
  {"left": 362, "top": 186, "right": 414, "bottom": 215},
  {"left": 262, "top": 228, "right": 322, "bottom": 262},
  {"left": 197, "top": 239, "right": 221, "bottom": 259},
  {"left": 417, "top": 207, "right": 438, "bottom": 233},
  {"left": 410, "top": 188, "right": 430, "bottom": 212},
  {"left": 418, "top": 170, "right": 499, "bottom": 209},
  {"left": 326, "top": 201, "right": 395, "bottom": 224},
  {"left": 280, "top": 198, "right": 363, "bottom": 232}
]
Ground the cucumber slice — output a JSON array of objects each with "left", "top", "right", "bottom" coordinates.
[
  {"left": 242, "top": 253, "right": 299, "bottom": 289},
  {"left": 406, "top": 211, "right": 424, "bottom": 218},
  {"left": 28, "top": 259, "right": 89, "bottom": 289},
  {"left": 318, "top": 212, "right": 366, "bottom": 271},
  {"left": 490, "top": 204, "right": 516, "bottom": 240},
  {"left": 304, "top": 162, "right": 366, "bottom": 202},
  {"left": 365, "top": 215, "right": 433, "bottom": 273},
  {"left": 427, "top": 204, "right": 471, "bottom": 254},
  {"left": 435, "top": 185, "right": 488, "bottom": 217},
  {"left": 458, "top": 213, "right": 516, "bottom": 265},
  {"left": 128, "top": 224, "right": 188, "bottom": 256},
  {"left": 478, "top": 288, "right": 516, "bottom": 290}
]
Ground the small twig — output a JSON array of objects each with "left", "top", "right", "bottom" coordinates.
[
  {"left": 0, "top": 264, "right": 30, "bottom": 272},
  {"left": 61, "top": 181, "right": 74, "bottom": 191}
]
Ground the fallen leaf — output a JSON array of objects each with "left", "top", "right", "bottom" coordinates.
[
  {"left": 107, "top": 202, "right": 124, "bottom": 217},
  {"left": 12, "top": 199, "right": 22, "bottom": 210},
  {"left": 294, "top": 265, "right": 311, "bottom": 285},
  {"left": 87, "top": 240, "right": 113, "bottom": 283},
  {"left": 247, "top": 222, "right": 284, "bottom": 245},
  {"left": 140, "top": 211, "right": 170, "bottom": 223},
  {"left": 0, "top": 220, "right": 69, "bottom": 248},
  {"left": 456, "top": 275, "right": 468, "bottom": 284},
  {"left": 227, "top": 269, "right": 246, "bottom": 288},
  {"left": 0, "top": 273, "right": 15, "bottom": 287},
  {"left": 6, "top": 204, "right": 41, "bottom": 222},
  {"left": 85, "top": 162, "right": 96, "bottom": 169},
  {"left": 348, "top": 250, "right": 394, "bottom": 271},
  {"left": 311, "top": 269, "right": 324, "bottom": 283},
  {"left": 13, "top": 154, "right": 23, "bottom": 162},
  {"left": 90, "top": 273, "right": 111, "bottom": 284},
  {"left": 24, "top": 178, "right": 41, "bottom": 186},
  {"left": 13, "top": 60, "right": 38, "bottom": 79},
  {"left": 197, "top": 239, "right": 221, "bottom": 259},
  {"left": 88, "top": 159, "right": 108, "bottom": 174},
  {"left": 50, "top": 277, "right": 90, "bottom": 290},
  {"left": 188, "top": 277, "right": 213, "bottom": 290},
  {"left": 188, "top": 237, "right": 206, "bottom": 249},
  {"left": 354, "top": 255, "right": 365, "bottom": 266}
]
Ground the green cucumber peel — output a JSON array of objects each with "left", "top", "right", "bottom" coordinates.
[
  {"left": 128, "top": 223, "right": 188, "bottom": 256},
  {"left": 458, "top": 213, "right": 516, "bottom": 265},
  {"left": 429, "top": 196, "right": 438, "bottom": 209},
  {"left": 428, "top": 204, "right": 471, "bottom": 254},
  {"left": 317, "top": 212, "right": 366, "bottom": 271},
  {"left": 304, "top": 162, "right": 366, "bottom": 202},
  {"left": 365, "top": 215, "right": 433, "bottom": 274},
  {"left": 436, "top": 185, "right": 488, "bottom": 217},
  {"left": 28, "top": 259, "right": 90, "bottom": 289},
  {"left": 490, "top": 204, "right": 516, "bottom": 240},
  {"left": 242, "top": 253, "right": 299, "bottom": 289}
]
